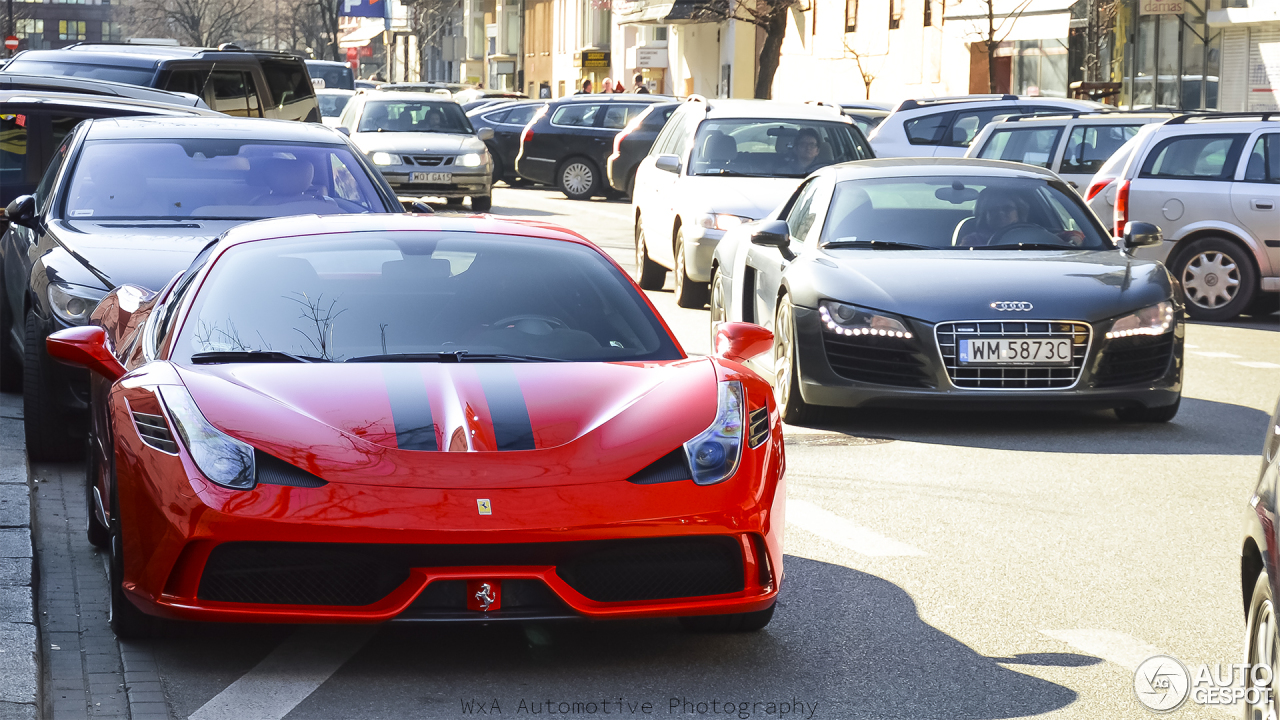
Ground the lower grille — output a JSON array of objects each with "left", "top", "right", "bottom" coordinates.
[
  {"left": 199, "top": 544, "right": 409, "bottom": 606},
  {"left": 822, "top": 333, "right": 932, "bottom": 388},
  {"left": 936, "top": 321, "right": 1091, "bottom": 390},
  {"left": 405, "top": 155, "right": 454, "bottom": 166},
  {"left": 1093, "top": 333, "right": 1175, "bottom": 387},
  {"left": 556, "top": 537, "right": 743, "bottom": 602}
]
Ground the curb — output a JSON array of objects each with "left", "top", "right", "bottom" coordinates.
[{"left": 0, "top": 392, "right": 38, "bottom": 720}]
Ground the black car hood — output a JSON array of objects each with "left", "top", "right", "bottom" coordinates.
[
  {"left": 811, "top": 249, "right": 1172, "bottom": 324},
  {"left": 51, "top": 220, "right": 241, "bottom": 292}
]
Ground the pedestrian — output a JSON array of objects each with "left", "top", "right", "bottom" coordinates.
[
  {"left": 614, "top": 79, "right": 627, "bottom": 93},
  {"left": 601, "top": 78, "right": 614, "bottom": 94},
  {"left": 575, "top": 78, "right": 593, "bottom": 94},
  {"left": 632, "top": 73, "right": 649, "bottom": 94}
]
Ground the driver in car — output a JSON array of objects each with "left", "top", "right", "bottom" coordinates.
[
  {"left": 958, "top": 188, "right": 1085, "bottom": 247},
  {"left": 781, "top": 128, "right": 826, "bottom": 176}
]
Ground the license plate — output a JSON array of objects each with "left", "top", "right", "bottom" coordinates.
[
  {"left": 959, "top": 338, "right": 1072, "bottom": 366},
  {"left": 411, "top": 172, "right": 451, "bottom": 183}
]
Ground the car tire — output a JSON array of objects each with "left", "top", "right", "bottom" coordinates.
[
  {"left": 1172, "top": 237, "right": 1257, "bottom": 321},
  {"left": 1246, "top": 292, "right": 1280, "bottom": 317},
  {"left": 23, "top": 312, "right": 79, "bottom": 462},
  {"left": 679, "top": 603, "right": 774, "bottom": 632},
  {"left": 86, "top": 441, "right": 109, "bottom": 549},
  {"left": 0, "top": 287, "right": 20, "bottom": 393},
  {"left": 491, "top": 157, "right": 503, "bottom": 184},
  {"left": 558, "top": 158, "right": 598, "bottom": 200},
  {"left": 709, "top": 266, "right": 728, "bottom": 347},
  {"left": 673, "top": 229, "right": 709, "bottom": 309},
  {"left": 633, "top": 219, "right": 667, "bottom": 291},
  {"left": 1115, "top": 397, "right": 1180, "bottom": 423},
  {"left": 1245, "top": 569, "right": 1277, "bottom": 720},
  {"left": 774, "top": 294, "right": 820, "bottom": 425},
  {"left": 625, "top": 168, "right": 637, "bottom": 200},
  {"left": 471, "top": 195, "right": 492, "bottom": 212},
  {"left": 108, "top": 467, "right": 157, "bottom": 640}
]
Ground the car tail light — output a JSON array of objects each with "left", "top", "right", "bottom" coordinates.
[
  {"left": 1085, "top": 176, "right": 1113, "bottom": 202},
  {"left": 613, "top": 129, "right": 629, "bottom": 156},
  {"left": 1113, "top": 179, "right": 1130, "bottom": 238}
]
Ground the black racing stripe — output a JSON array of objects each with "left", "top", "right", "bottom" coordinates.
[
  {"left": 476, "top": 364, "right": 536, "bottom": 451},
  {"left": 382, "top": 365, "right": 438, "bottom": 451}
]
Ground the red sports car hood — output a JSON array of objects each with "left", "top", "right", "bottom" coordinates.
[{"left": 174, "top": 359, "right": 717, "bottom": 489}]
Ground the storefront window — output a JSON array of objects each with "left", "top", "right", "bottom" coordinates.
[
  {"left": 1012, "top": 40, "right": 1069, "bottom": 98},
  {"left": 1126, "top": 4, "right": 1219, "bottom": 110}
]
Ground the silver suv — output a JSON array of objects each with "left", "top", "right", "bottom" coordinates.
[{"left": 1112, "top": 113, "right": 1279, "bottom": 320}]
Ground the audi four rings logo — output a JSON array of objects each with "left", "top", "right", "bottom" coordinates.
[{"left": 991, "top": 301, "right": 1033, "bottom": 312}]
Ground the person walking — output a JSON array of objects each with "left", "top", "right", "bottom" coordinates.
[
  {"left": 631, "top": 73, "right": 649, "bottom": 94},
  {"left": 601, "top": 78, "right": 614, "bottom": 94},
  {"left": 575, "top": 78, "right": 593, "bottom": 94}
]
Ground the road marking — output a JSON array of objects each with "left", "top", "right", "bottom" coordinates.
[
  {"left": 1191, "top": 351, "right": 1242, "bottom": 358},
  {"left": 1234, "top": 361, "right": 1280, "bottom": 369},
  {"left": 787, "top": 499, "right": 925, "bottom": 557},
  {"left": 188, "top": 626, "right": 375, "bottom": 720}
]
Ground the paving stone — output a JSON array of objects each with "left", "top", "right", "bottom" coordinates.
[
  {"left": 0, "top": 701, "right": 36, "bottom": 720},
  {"left": 127, "top": 702, "right": 167, "bottom": 717},
  {"left": 0, "top": 530, "right": 30, "bottom": 559},
  {"left": 0, "top": 559, "right": 28, "bottom": 588},
  {"left": 0, "top": 486, "right": 28, "bottom": 529},
  {"left": 0, "top": 625, "right": 37, "bottom": 706}
]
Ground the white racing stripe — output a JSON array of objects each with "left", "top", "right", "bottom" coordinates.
[
  {"left": 787, "top": 499, "right": 925, "bottom": 557},
  {"left": 188, "top": 626, "right": 376, "bottom": 720}
]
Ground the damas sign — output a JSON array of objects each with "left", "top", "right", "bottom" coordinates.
[{"left": 1140, "top": 0, "right": 1184, "bottom": 15}]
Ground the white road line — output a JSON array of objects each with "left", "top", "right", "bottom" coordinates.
[
  {"left": 786, "top": 499, "right": 925, "bottom": 557},
  {"left": 1040, "top": 628, "right": 1167, "bottom": 672},
  {"left": 188, "top": 626, "right": 375, "bottom": 720},
  {"left": 1191, "top": 351, "right": 1242, "bottom": 358},
  {"left": 1234, "top": 361, "right": 1280, "bottom": 369}
]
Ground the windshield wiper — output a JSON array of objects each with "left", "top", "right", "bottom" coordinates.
[
  {"left": 822, "top": 240, "right": 931, "bottom": 250},
  {"left": 345, "top": 351, "right": 568, "bottom": 363},
  {"left": 191, "top": 351, "right": 327, "bottom": 364},
  {"left": 972, "top": 243, "right": 1077, "bottom": 251},
  {"left": 695, "top": 169, "right": 754, "bottom": 177}
]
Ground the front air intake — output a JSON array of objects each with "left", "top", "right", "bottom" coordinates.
[{"left": 132, "top": 411, "right": 178, "bottom": 453}]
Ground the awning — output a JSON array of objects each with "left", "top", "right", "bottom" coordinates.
[
  {"left": 615, "top": 0, "right": 713, "bottom": 26},
  {"left": 339, "top": 24, "right": 385, "bottom": 49}
]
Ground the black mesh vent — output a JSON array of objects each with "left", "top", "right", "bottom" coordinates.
[
  {"left": 254, "top": 450, "right": 328, "bottom": 488},
  {"left": 626, "top": 449, "right": 692, "bottom": 485},
  {"left": 748, "top": 407, "right": 769, "bottom": 448},
  {"left": 132, "top": 412, "right": 178, "bottom": 454},
  {"left": 822, "top": 333, "right": 933, "bottom": 388},
  {"left": 1093, "top": 334, "right": 1176, "bottom": 387},
  {"left": 198, "top": 544, "right": 409, "bottom": 606},
  {"left": 556, "top": 537, "right": 743, "bottom": 602}
]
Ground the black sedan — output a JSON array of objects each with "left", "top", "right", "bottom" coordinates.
[
  {"left": 1243, "top": 395, "right": 1280, "bottom": 720},
  {"left": 606, "top": 100, "right": 679, "bottom": 196},
  {"left": 468, "top": 99, "right": 546, "bottom": 184},
  {"left": 711, "top": 158, "right": 1183, "bottom": 424},
  {"left": 0, "top": 116, "right": 403, "bottom": 461},
  {"left": 516, "top": 94, "right": 667, "bottom": 200}
]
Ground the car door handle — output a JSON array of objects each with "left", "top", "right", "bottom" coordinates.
[{"left": 1251, "top": 199, "right": 1275, "bottom": 210}]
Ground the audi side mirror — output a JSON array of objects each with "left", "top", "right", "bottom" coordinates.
[
  {"left": 476, "top": 127, "right": 494, "bottom": 141},
  {"left": 5, "top": 195, "right": 36, "bottom": 229},
  {"left": 750, "top": 220, "right": 796, "bottom": 260},
  {"left": 713, "top": 322, "right": 773, "bottom": 363},
  {"left": 1123, "top": 222, "right": 1162, "bottom": 252},
  {"left": 46, "top": 326, "right": 126, "bottom": 382},
  {"left": 654, "top": 154, "right": 681, "bottom": 174}
]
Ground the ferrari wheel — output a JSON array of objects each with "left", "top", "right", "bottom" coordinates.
[
  {"left": 674, "top": 230, "right": 709, "bottom": 309},
  {"left": 709, "top": 267, "right": 727, "bottom": 347},
  {"left": 108, "top": 473, "right": 157, "bottom": 639},
  {"left": 85, "top": 442, "right": 109, "bottom": 549},
  {"left": 774, "top": 295, "right": 819, "bottom": 425},
  {"left": 679, "top": 603, "right": 775, "bottom": 632},
  {"left": 1115, "top": 398, "right": 1180, "bottom": 423},
  {"left": 23, "top": 311, "right": 79, "bottom": 462},
  {"left": 633, "top": 219, "right": 666, "bottom": 291},
  {"left": 1245, "top": 570, "right": 1278, "bottom": 720}
]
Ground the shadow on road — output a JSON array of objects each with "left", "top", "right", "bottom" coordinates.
[{"left": 792, "top": 397, "right": 1270, "bottom": 455}]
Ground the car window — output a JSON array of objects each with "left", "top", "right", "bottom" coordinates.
[
  {"left": 0, "top": 113, "right": 29, "bottom": 187},
  {"left": 1243, "top": 134, "right": 1280, "bottom": 184},
  {"left": 786, "top": 180, "right": 822, "bottom": 240},
  {"left": 650, "top": 107, "right": 687, "bottom": 155},
  {"left": 163, "top": 68, "right": 209, "bottom": 97},
  {"left": 35, "top": 133, "right": 72, "bottom": 212},
  {"left": 551, "top": 104, "right": 602, "bottom": 128},
  {"left": 208, "top": 70, "right": 261, "bottom": 117},
  {"left": 976, "top": 127, "right": 1064, "bottom": 168},
  {"left": 504, "top": 104, "right": 540, "bottom": 126},
  {"left": 945, "top": 107, "right": 1014, "bottom": 148},
  {"left": 308, "top": 64, "right": 354, "bottom": 91},
  {"left": 1140, "top": 134, "right": 1248, "bottom": 181},
  {"left": 260, "top": 59, "right": 314, "bottom": 109},
  {"left": 905, "top": 111, "right": 953, "bottom": 146},
  {"left": 358, "top": 100, "right": 472, "bottom": 133},
  {"left": 155, "top": 244, "right": 215, "bottom": 357},
  {"left": 317, "top": 93, "right": 352, "bottom": 118},
  {"left": 481, "top": 108, "right": 510, "bottom": 124},
  {"left": 688, "top": 119, "right": 868, "bottom": 178},
  {"left": 603, "top": 104, "right": 648, "bottom": 130},
  {"left": 646, "top": 106, "right": 677, "bottom": 128},
  {"left": 1061, "top": 124, "right": 1142, "bottom": 175},
  {"left": 3, "top": 59, "right": 156, "bottom": 86}
]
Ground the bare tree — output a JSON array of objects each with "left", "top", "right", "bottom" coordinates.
[
  {"left": 952, "top": 0, "right": 1034, "bottom": 93},
  {"left": 123, "top": 0, "right": 263, "bottom": 46},
  {"left": 1081, "top": 0, "right": 1117, "bottom": 83},
  {"left": 682, "top": 0, "right": 809, "bottom": 99},
  {"left": 410, "top": 0, "right": 462, "bottom": 80},
  {"left": 842, "top": 40, "right": 889, "bottom": 100}
]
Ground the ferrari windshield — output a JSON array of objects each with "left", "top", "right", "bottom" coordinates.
[
  {"left": 174, "top": 233, "right": 682, "bottom": 363},
  {"left": 820, "top": 175, "right": 1112, "bottom": 250},
  {"left": 64, "top": 139, "right": 386, "bottom": 220},
  {"left": 357, "top": 100, "right": 472, "bottom": 134},
  {"left": 689, "top": 119, "right": 870, "bottom": 178}
]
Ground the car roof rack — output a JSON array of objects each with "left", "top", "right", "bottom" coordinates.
[
  {"left": 1164, "top": 111, "right": 1280, "bottom": 124},
  {"left": 895, "top": 94, "right": 1019, "bottom": 111},
  {"left": 1000, "top": 109, "right": 1177, "bottom": 122}
]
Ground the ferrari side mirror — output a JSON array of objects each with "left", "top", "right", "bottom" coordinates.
[
  {"left": 713, "top": 322, "right": 773, "bottom": 363},
  {"left": 5, "top": 195, "right": 37, "bottom": 229},
  {"left": 46, "top": 326, "right": 126, "bottom": 382}
]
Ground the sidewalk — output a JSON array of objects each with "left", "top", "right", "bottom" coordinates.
[{"left": 0, "top": 392, "right": 38, "bottom": 720}]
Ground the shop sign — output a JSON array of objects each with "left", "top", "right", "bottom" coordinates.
[
  {"left": 1140, "top": 0, "right": 1184, "bottom": 15},
  {"left": 574, "top": 50, "right": 611, "bottom": 68},
  {"left": 636, "top": 47, "right": 667, "bottom": 68}
]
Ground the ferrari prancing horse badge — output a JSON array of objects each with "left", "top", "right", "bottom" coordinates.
[{"left": 477, "top": 499, "right": 492, "bottom": 515}]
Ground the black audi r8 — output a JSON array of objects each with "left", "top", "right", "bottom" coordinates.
[{"left": 710, "top": 158, "right": 1183, "bottom": 423}]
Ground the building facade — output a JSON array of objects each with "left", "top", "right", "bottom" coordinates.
[{"left": 6, "top": 0, "right": 121, "bottom": 55}]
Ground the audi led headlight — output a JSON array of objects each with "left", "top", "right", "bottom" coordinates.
[
  {"left": 818, "top": 301, "right": 913, "bottom": 339},
  {"left": 159, "top": 385, "right": 255, "bottom": 490},
  {"left": 370, "top": 152, "right": 398, "bottom": 166},
  {"left": 48, "top": 283, "right": 107, "bottom": 326},
  {"left": 694, "top": 213, "right": 751, "bottom": 232},
  {"left": 1106, "top": 301, "right": 1175, "bottom": 340},
  {"left": 458, "top": 152, "right": 485, "bottom": 167},
  {"left": 683, "top": 381, "right": 744, "bottom": 486}
]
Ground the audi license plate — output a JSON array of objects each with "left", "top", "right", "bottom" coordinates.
[
  {"left": 959, "top": 338, "right": 1072, "bottom": 366},
  {"left": 411, "top": 172, "right": 451, "bottom": 183}
]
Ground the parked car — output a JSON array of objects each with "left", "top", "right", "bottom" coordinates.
[
  {"left": 337, "top": 91, "right": 495, "bottom": 210},
  {"left": 607, "top": 101, "right": 680, "bottom": 197},
  {"left": 4, "top": 44, "right": 321, "bottom": 122},
  {"left": 1109, "top": 113, "right": 1280, "bottom": 320},
  {"left": 378, "top": 83, "right": 454, "bottom": 98},
  {"left": 1083, "top": 134, "right": 1142, "bottom": 226},
  {"left": 46, "top": 212, "right": 784, "bottom": 638},
  {"left": 967, "top": 111, "right": 1175, "bottom": 190},
  {"left": 355, "top": 80, "right": 378, "bottom": 90},
  {"left": 461, "top": 98, "right": 526, "bottom": 114},
  {"left": 1242, "top": 393, "right": 1280, "bottom": 720},
  {"left": 0, "top": 116, "right": 402, "bottom": 461},
  {"left": 305, "top": 59, "right": 355, "bottom": 90},
  {"left": 316, "top": 88, "right": 356, "bottom": 128},
  {"left": 0, "top": 90, "right": 221, "bottom": 207},
  {"left": 0, "top": 72, "right": 209, "bottom": 109},
  {"left": 516, "top": 93, "right": 669, "bottom": 200},
  {"left": 454, "top": 88, "right": 527, "bottom": 105},
  {"left": 711, "top": 157, "right": 1183, "bottom": 424},
  {"left": 468, "top": 99, "right": 547, "bottom": 184},
  {"left": 631, "top": 98, "right": 873, "bottom": 308},
  {"left": 809, "top": 101, "right": 892, "bottom": 137},
  {"left": 868, "top": 94, "right": 1110, "bottom": 158}
]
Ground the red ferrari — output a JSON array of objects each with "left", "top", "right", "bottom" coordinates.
[{"left": 47, "top": 213, "right": 784, "bottom": 638}]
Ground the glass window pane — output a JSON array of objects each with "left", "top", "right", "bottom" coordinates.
[
  {"left": 0, "top": 114, "right": 30, "bottom": 185},
  {"left": 976, "top": 127, "right": 1063, "bottom": 168},
  {"left": 1141, "top": 134, "right": 1246, "bottom": 180},
  {"left": 905, "top": 111, "right": 952, "bottom": 145},
  {"left": 1061, "top": 124, "right": 1141, "bottom": 175}
]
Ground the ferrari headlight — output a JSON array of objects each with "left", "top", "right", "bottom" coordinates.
[
  {"left": 370, "top": 152, "right": 398, "bottom": 166},
  {"left": 683, "top": 381, "right": 744, "bottom": 486},
  {"left": 694, "top": 213, "right": 751, "bottom": 231},
  {"left": 159, "top": 385, "right": 256, "bottom": 490},
  {"left": 458, "top": 152, "right": 485, "bottom": 167},
  {"left": 818, "top": 300, "right": 913, "bottom": 339},
  {"left": 48, "top": 283, "right": 107, "bottom": 326},
  {"left": 1106, "top": 301, "right": 1175, "bottom": 339}
]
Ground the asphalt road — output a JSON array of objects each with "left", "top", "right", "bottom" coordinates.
[{"left": 20, "top": 185, "right": 1280, "bottom": 720}]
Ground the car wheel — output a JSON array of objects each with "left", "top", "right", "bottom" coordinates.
[
  {"left": 108, "top": 467, "right": 157, "bottom": 640},
  {"left": 633, "top": 219, "right": 667, "bottom": 291},
  {"left": 674, "top": 229, "right": 709, "bottom": 309},
  {"left": 1245, "top": 569, "right": 1278, "bottom": 720},
  {"left": 471, "top": 195, "right": 492, "bottom": 212},
  {"left": 1173, "top": 237, "right": 1257, "bottom": 321},
  {"left": 625, "top": 168, "right": 637, "bottom": 199},
  {"left": 1247, "top": 292, "right": 1280, "bottom": 317},
  {"left": 679, "top": 603, "right": 774, "bottom": 632},
  {"left": 709, "top": 267, "right": 727, "bottom": 347},
  {"left": 491, "top": 157, "right": 503, "bottom": 184},
  {"left": 0, "top": 287, "right": 20, "bottom": 393},
  {"left": 1114, "top": 397, "right": 1180, "bottom": 423},
  {"left": 558, "top": 158, "right": 598, "bottom": 200},
  {"left": 23, "top": 311, "right": 79, "bottom": 462},
  {"left": 774, "top": 294, "right": 819, "bottom": 425},
  {"left": 86, "top": 440, "right": 109, "bottom": 549}
]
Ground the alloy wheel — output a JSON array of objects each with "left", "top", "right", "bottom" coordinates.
[
  {"left": 1248, "top": 595, "right": 1278, "bottom": 720},
  {"left": 561, "top": 162, "right": 593, "bottom": 196},
  {"left": 709, "top": 270, "right": 726, "bottom": 345},
  {"left": 1182, "top": 250, "right": 1240, "bottom": 310},
  {"left": 774, "top": 298, "right": 793, "bottom": 410}
]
